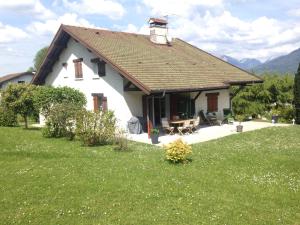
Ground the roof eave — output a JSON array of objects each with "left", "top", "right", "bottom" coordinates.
[
  {"left": 32, "top": 24, "right": 151, "bottom": 95},
  {"left": 149, "top": 85, "right": 230, "bottom": 94},
  {"left": 225, "top": 80, "right": 264, "bottom": 85}
]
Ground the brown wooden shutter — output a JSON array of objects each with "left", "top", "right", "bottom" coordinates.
[
  {"left": 97, "top": 61, "right": 106, "bottom": 76},
  {"left": 93, "top": 95, "right": 99, "bottom": 112},
  {"left": 73, "top": 58, "right": 83, "bottom": 78},
  {"left": 77, "top": 61, "right": 83, "bottom": 78},
  {"left": 102, "top": 97, "right": 107, "bottom": 112},
  {"left": 206, "top": 93, "right": 219, "bottom": 112}
]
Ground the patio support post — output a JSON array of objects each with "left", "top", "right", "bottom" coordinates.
[
  {"left": 152, "top": 95, "right": 155, "bottom": 128},
  {"left": 193, "top": 91, "right": 202, "bottom": 101},
  {"left": 146, "top": 96, "right": 150, "bottom": 138}
]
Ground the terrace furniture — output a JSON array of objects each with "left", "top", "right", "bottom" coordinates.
[
  {"left": 172, "top": 115, "right": 180, "bottom": 120},
  {"left": 222, "top": 108, "right": 234, "bottom": 124},
  {"left": 177, "top": 120, "right": 193, "bottom": 135},
  {"left": 161, "top": 118, "right": 175, "bottom": 135},
  {"left": 191, "top": 116, "right": 200, "bottom": 133},
  {"left": 199, "top": 110, "right": 221, "bottom": 126}
]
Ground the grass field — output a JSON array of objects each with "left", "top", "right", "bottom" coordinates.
[{"left": 0, "top": 126, "right": 299, "bottom": 225}]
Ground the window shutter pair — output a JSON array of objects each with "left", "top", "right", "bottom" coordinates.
[
  {"left": 73, "top": 58, "right": 83, "bottom": 78},
  {"left": 92, "top": 94, "right": 107, "bottom": 112}
]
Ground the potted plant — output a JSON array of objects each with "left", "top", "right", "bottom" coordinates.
[
  {"left": 235, "top": 115, "right": 244, "bottom": 132},
  {"left": 150, "top": 128, "right": 160, "bottom": 144}
]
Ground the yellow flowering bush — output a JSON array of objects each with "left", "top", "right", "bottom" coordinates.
[{"left": 164, "top": 139, "right": 192, "bottom": 163}]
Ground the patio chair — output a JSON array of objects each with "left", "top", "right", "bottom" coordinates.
[
  {"left": 199, "top": 110, "right": 221, "bottom": 126},
  {"left": 161, "top": 118, "right": 175, "bottom": 135},
  {"left": 191, "top": 116, "right": 200, "bottom": 133},
  {"left": 178, "top": 120, "right": 192, "bottom": 135},
  {"left": 222, "top": 108, "right": 234, "bottom": 124}
]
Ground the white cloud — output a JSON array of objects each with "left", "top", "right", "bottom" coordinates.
[
  {"left": 288, "top": 8, "right": 300, "bottom": 17},
  {"left": 165, "top": 11, "right": 300, "bottom": 61},
  {"left": 0, "top": 0, "right": 55, "bottom": 19},
  {"left": 0, "top": 22, "right": 28, "bottom": 43},
  {"left": 143, "top": 0, "right": 223, "bottom": 17},
  {"left": 62, "top": 0, "right": 125, "bottom": 19},
  {"left": 27, "top": 13, "right": 96, "bottom": 36},
  {"left": 119, "top": 23, "right": 148, "bottom": 34},
  {"left": 138, "top": 0, "right": 300, "bottom": 60}
]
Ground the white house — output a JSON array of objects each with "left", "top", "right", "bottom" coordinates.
[
  {"left": 32, "top": 18, "right": 262, "bottom": 131},
  {"left": 0, "top": 72, "right": 34, "bottom": 89}
]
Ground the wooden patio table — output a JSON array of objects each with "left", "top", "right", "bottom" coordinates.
[
  {"left": 170, "top": 119, "right": 196, "bottom": 125},
  {"left": 170, "top": 119, "right": 196, "bottom": 133}
]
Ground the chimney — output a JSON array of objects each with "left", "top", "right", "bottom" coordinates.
[{"left": 148, "top": 18, "right": 168, "bottom": 45}]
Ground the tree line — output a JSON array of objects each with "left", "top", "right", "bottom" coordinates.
[{"left": 232, "top": 63, "right": 300, "bottom": 124}]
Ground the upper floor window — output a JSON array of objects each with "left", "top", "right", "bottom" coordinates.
[
  {"left": 18, "top": 81, "right": 25, "bottom": 84},
  {"left": 73, "top": 58, "right": 83, "bottom": 78},
  {"left": 91, "top": 58, "right": 106, "bottom": 77}
]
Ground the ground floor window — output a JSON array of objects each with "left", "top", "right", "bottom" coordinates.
[
  {"left": 206, "top": 93, "right": 219, "bottom": 112},
  {"left": 92, "top": 93, "right": 107, "bottom": 112}
]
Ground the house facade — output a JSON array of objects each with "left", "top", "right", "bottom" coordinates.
[
  {"left": 32, "top": 18, "right": 262, "bottom": 131},
  {"left": 0, "top": 72, "right": 34, "bottom": 89}
]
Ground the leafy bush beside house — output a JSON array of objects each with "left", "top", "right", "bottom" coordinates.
[
  {"left": 232, "top": 73, "right": 295, "bottom": 122},
  {"left": 76, "top": 109, "right": 117, "bottom": 146},
  {"left": 35, "top": 86, "right": 86, "bottom": 119},
  {"left": 42, "top": 102, "right": 81, "bottom": 140}
]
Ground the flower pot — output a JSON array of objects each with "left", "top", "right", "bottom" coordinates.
[
  {"left": 236, "top": 124, "right": 243, "bottom": 132},
  {"left": 150, "top": 134, "right": 159, "bottom": 144}
]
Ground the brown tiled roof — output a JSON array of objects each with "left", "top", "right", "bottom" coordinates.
[
  {"left": 33, "top": 25, "right": 262, "bottom": 94},
  {"left": 0, "top": 72, "right": 34, "bottom": 84}
]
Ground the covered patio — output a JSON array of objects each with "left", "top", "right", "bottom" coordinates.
[
  {"left": 142, "top": 88, "right": 232, "bottom": 136},
  {"left": 127, "top": 121, "right": 289, "bottom": 146}
]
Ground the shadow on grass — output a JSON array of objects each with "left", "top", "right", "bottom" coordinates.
[
  {"left": 25, "top": 127, "right": 42, "bottom": 131},
  {"left": 1, "top": 151, "right": 70, "bottom": 159},
  {"left": 165, "top": 158, "right": 193, "bottom": 165}
]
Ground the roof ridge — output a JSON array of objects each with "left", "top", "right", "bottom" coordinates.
[{"left": 62, "top": 24, "right": 150, "bottom": 37}]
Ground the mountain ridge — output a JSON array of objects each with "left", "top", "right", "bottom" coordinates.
[{"left": 220, "top": 48, "right": 300, "bottom": 74}]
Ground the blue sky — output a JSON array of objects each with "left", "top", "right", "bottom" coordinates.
[{"left": 1, "top": 0, "right": 300, "bottom": 75}]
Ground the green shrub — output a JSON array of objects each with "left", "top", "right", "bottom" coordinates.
[
  {"left": 0, "top": 106, "right": 18, "bottom": 127},
  {"left": 278, "top": 105, "right": 295, "bottom": 123},
  {"left": 42, "top": 102, "right": 80, "bottom": 140},
  {"left": 114, "top": 129, "right": 129, "bottom": 151},
  {"left": 76, "top": 110, "right": 116, "bottom": 146},
  {"left": 35, "top": 86, "right": 86, "bottom": 118},
  {"left": 1, "top": 83, "right": 38, "bottom": 128},
  {"left": 164, "top": 139, "right": 192, "bottom": 163}
]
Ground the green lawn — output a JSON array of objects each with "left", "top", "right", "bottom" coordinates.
[{"left": 0, "top": 126, "right": 299, "bottom": 225}]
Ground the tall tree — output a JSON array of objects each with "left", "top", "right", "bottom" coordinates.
[
  {"left": 33, "top": 46, "right": 49, "bottom": 71},
  {"left": 294, "top": 63, "right": 300, "bottom": 124},
  {"left": 1, "top": 83, "right": 37, "bottom": 129}
]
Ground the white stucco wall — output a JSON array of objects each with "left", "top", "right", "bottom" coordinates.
[
  {"left": 1, "top": 74, "right": 33, "bottom": 89},
  {"left": 193, "top": 89, "right": 230, "bottom": 120},
  {"left": 44, "top": 38, "right": 143, "bottom": 128}
]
